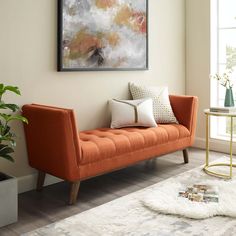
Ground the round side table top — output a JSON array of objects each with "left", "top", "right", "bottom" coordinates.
[{"left": 204, "top": 109, "right": 236, "bottom": 117}]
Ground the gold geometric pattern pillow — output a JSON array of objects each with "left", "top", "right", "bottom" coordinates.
[{"left": 129, "top": 83, "right": 178, "bottom": 124}]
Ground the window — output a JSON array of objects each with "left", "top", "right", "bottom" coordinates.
[{"left": 211, "top": 0, "right": 236, "bottom": 140}]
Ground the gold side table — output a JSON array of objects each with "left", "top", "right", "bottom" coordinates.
[{"left": 204, "top": 109, "right": 236, "bottom": 179}]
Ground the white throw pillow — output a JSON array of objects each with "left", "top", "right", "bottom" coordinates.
[
  {"left": 129, "top": 82, "right": 178, "bottom": 123},
  {"left": 109, "top": 98, "right": 157, "bottom": 128}
]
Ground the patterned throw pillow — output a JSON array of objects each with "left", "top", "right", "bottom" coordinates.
[
  {"left": 129, "top": 83, "right": 178, "bottom": 124},
  {"left": 109, "top": 98, "right": 157, "bottom": 128}
]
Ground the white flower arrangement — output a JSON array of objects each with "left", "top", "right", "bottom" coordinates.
[{"left": 211, "top": 69, "right": 233, "bottom": 89}]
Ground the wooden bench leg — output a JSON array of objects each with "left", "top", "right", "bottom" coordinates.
[
  {"left": 69, "top": 181, "right": 80, "bottom": 205},
  {"left": 37, "top": 171, "right": 46, "bottom": 191},
  {"left": 183, "top": 149, "right": 189, "bottom": 164}
]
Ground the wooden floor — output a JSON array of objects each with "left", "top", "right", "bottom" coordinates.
[{"left": 0, "top": 148, "right": 223, "bottom": 235}]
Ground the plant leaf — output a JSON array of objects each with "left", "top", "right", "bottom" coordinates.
[
  {"left": 4, "top": 86, "right": 21, "bottom": 95},
  {"left": 0, "top": 154, "right": 14, "bottom": 162},
  {"left": 0, "top": 113, "right": 28, "bottom": 124},
  {"left": 10, "top": 140, "right": 16, "bottom": 147},
  {"left": 0, "top": 144, "right": 14, "bottom": 162},
  {"left": 0, "top": 145, "right": 14, "bottom": 155},
  {"left": 7, "top": 115, "right": 28, "bottom": 124},
  {"left": 0, "top": 144, "right": 6, "bottom": 149},
  {"left": 0, "top": 103, "right": 19, "bottom": 112},
  {"left": 0, "top": 131, "right": 15, "bottom": 142},
  {"left": 0, "top": 84, "right": 4, "bottom": 94},
  {"left": 0, "top": 113, "right": 11, "bottom": 121},
  {"left": 3, "top": 125, "right": 10, "bottom": 135}
]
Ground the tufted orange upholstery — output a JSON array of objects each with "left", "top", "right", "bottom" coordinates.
[
  {"left": 22, "top": 95, "right": 198, "bottom": 203},
  {"left": 80, "top": 125, "right": 190, "bottom": 165}
]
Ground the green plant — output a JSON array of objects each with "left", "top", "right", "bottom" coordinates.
[
  {"left": 226, "top": 46, "right": 236, "bottom": 70},
  {"left": 0, "top": 84, "right": 28, "bottom": 162}
]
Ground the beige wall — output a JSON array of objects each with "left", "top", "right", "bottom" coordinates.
[
  {"left": 186, "top": 0, "right": 211, "bottom": 144},
  {"left": 0, "top": 0, "right": 185, "bottom": 182}
]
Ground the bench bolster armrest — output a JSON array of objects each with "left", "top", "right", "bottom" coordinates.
[
  {"left": 22, "top": 104, "right": 81, "bottom": 181},
  {"left": 169, "top": 95, "right": 198, "bottom": 145}
]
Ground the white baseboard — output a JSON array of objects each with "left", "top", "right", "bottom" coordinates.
[
  {"left": 17, "top": 173, "right": 62, "bottom": 194},
  {"left": 193, "top": 136, "right": 236, "bottom": 154}
]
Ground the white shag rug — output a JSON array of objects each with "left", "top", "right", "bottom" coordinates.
[
  {"left": 142, "top": 180, "right": 236, "bottom": 219},
  {"left": 23, "top": 158, "right": 236, "bottom": 236}
]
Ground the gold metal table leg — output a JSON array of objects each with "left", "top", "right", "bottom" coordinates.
[
  {"left": 206, "top": 114, "right": 209, "bottom": 167},
  {"left": 230, "top": 117, "right": 233, "bottom": 178},
  {"left": 203, "top": 114, "right": 235, "bottom": 179}
]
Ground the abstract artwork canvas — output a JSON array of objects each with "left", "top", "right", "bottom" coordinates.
[{"left": 58, "top": 0, "right": 148, "bottom": 71}]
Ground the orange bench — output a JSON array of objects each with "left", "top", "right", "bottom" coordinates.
[{"left": 22, "top": 95, "right": 198, "bottom": 204}]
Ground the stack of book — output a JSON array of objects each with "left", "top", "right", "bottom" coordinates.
[
  {"left": 179, "top": 184, "right": 219, "bottom": 203},
  {"left": 210, "top": 107, "right": 236, "bottom": 113}
]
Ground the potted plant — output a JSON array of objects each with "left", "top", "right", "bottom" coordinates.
[
  {"left": 212, "top": 69, "right": 234, "bottom": 107},
  {"left": 0, "top": 84, "right": 28, "bottom": 227}
]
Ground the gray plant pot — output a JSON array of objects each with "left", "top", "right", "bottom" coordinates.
[{"left": 0, "top": 173, "right": 17, "bottom": 227}]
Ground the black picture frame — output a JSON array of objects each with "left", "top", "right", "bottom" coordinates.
[{"left": 57, "top": 0, "right": 148, "bottom": 71}]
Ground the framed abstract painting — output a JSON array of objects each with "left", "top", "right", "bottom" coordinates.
[{"left": 57, "top": 0, "right": 148, "bottom": 71}]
